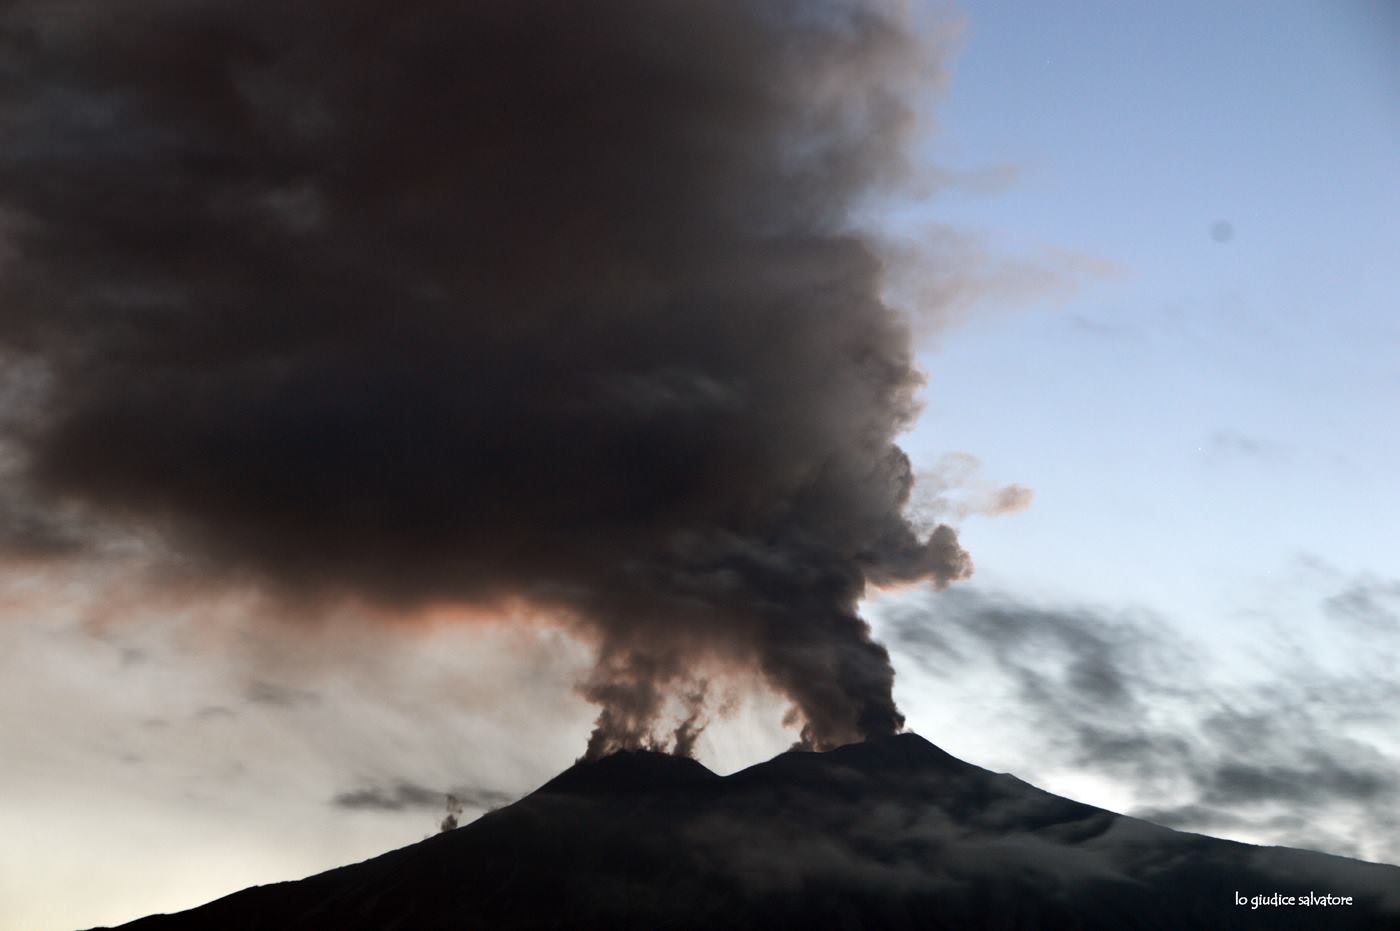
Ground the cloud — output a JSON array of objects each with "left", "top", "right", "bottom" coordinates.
[
  {"left": 880, "top": 584, "right": 1400, "bottom": 862},
  {"left": 245, "top": 680, "right": 321, "bottom": 709},
  {"left": 0, "top": 493, "right": 85, "bottom": 560},
  {"left": 880, "top": 226, "right": 1125, "bottom": 336},
  {"left": 1323, "top": 576, "right": 1400, "bottom": 632},
  {"left": 0, "top": 0, "right": 981, "bottom": 756},
  {"left": 1202, "top": 429, "right": 1290, "bottom": 465},
  {"left": 332, "top": 782, "right": 513, "bottom": 813},
  {"left": 906, "top": 453, "right": 1034, "bottom": 530}
]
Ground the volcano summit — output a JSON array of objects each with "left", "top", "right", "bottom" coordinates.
[{"left": 96, "top": 734, "right": 1400, "bottom": 930}]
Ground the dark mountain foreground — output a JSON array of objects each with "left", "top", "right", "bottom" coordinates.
[{"left": 95, "top": 734, "right": 1400, "bottom": 930}]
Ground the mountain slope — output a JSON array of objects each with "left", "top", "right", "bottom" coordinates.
[{"left": 96, "top": 734, "right": 1400, "bottom": 930}]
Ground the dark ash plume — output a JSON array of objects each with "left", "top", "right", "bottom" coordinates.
[{"left": 0, "top": 0, "right": 971, "bottom": 751}]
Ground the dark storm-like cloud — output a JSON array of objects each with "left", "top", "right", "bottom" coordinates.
[
  {"left": 333, "top": 782, "right": 512, "bottom": 813},
  {"left": 881, "top": 587, "right": 1400, "bottom": 859},
  {"left": 0, "top": 1, "right": 973, "bottom": 753}
]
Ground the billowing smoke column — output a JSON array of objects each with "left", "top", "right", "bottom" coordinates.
[{"left": 0, "top": 1, "right": 972, "bottom": 754}]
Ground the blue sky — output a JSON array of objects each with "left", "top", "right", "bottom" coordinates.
[
  {"left": 863, "top": 0, "right": 1400, "bottom": 868},
  {"left": 899, "top": 0, "right": 1398, "bottom": 623}
]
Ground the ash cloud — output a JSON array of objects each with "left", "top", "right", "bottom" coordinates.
[
  {"left": 907, "top": 453, "right": 1034, "bottom": 528},
  {"left": 0, "top": 1, "right": 971, "bottom": 753}
]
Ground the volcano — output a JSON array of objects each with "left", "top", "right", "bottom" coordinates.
[{"left": 94, "top": 734, "right": 1400, "bottom": 930}]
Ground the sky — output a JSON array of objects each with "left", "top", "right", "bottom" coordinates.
[
  {"left": 883, "top": 0, "right": 1400, "bottom": 868},
  {"left": 2, "top": 2, "right": 1397, "bottom": 930}
]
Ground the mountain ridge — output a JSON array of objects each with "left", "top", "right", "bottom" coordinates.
[{"left": 94, "top": 732, "right": 1400, "bottom": 930}]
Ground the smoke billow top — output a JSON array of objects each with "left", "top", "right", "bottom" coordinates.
[{"left": 0, "top": 1, "right": 973, "bottom": 755}]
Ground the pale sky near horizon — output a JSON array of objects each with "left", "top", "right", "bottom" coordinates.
[{"left": 3, "top": 3, "right": 1397, "bottom": 931}]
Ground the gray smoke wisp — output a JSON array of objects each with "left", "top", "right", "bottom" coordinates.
[
  {"left": 0, "top": 1, "right": 972, "bottom": 754},
  {"left": 441, "top": 794, "right": 464, "bottom": 833}
]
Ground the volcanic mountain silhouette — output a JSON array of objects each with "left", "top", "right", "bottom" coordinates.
[{"left": 96, "top": 734, "right": 1400, "bottom": 930}]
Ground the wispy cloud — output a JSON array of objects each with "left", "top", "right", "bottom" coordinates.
[
  {"left": 907, "top": 452, "right": 1034, "bottom": 531},
  {"left": 1324, "top": 576, "right": 1400, "bottom": 633},
  {"left": 1202, "top": 429, "right": 1290, "bottom": 465},
  {"left": 881, "top": 224, "right": 1125, "bottom": 337},
  {"left": 880, "top": 583, "right": 1400, "bottom": 863},
  {"left": 331, "top": 782, "right": 513, "bottom": 813}
]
